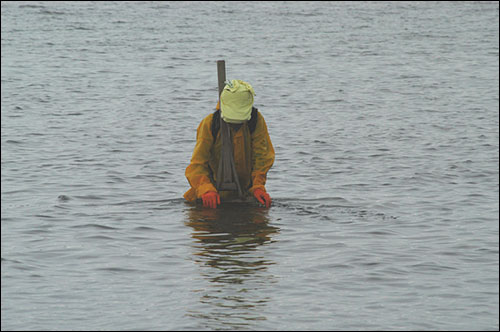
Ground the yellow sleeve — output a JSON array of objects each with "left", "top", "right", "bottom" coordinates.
[
  {"left": 249, "top": 112, "right": 275, "bottom": 194},
  {"left": 184, "top": 114, "right": 217, "bottom": 201}
]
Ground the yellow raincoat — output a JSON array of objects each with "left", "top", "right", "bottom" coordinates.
[{"left": 184, "top": 110, "right": 275, "bottom": 202}]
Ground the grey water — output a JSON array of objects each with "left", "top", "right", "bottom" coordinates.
[{"left": 1, "top": 1, "right": 498, "bottom": 331}]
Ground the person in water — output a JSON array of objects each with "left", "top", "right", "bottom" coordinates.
[{"left": 184, "top": 79, "right": 275, "bottom": 209}]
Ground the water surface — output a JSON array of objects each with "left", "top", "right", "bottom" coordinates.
[{"left": 1, "top": 1, "right": 499, "bottom": 330}]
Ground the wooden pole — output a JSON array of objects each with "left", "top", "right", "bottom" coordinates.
[
  {"left": 217, "top": 60, "right": 226, "bottom": 99},
  {"left": 215, "top": 59, "right": 243, "bottom": 198}
]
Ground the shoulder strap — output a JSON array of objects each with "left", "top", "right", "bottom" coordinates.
[
  {"left": 211, "top": 107, "right": 259, "bottom": 140},
  {"left": 248, "top": 107, "right": 259, "bottom": 133},
  {"left": 211, "top": 110, "right": 221, "bottom": 141}
]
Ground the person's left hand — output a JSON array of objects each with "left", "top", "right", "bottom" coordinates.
[{"left": 253, "top": 189, "right": 271, "bottom": 208}]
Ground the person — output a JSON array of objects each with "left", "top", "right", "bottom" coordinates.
[{"left": 183, "top": 79, "right": 275, "bottom": 209}]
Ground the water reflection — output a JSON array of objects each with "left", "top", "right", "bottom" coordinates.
[{"left": 184, "top": 203, "right": 279, "bottom": 330}]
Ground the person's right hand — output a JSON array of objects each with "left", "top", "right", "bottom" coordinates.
[{"left": 201, "top": 191, "right": 220, "bottom": 209}]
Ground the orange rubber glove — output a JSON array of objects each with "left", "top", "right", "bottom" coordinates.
[
  {"left": 253, "top": 188, "right": 271, "bottom": 208},
  {"left": 202, "top": 191, "right": 220, "bottom": 209}
]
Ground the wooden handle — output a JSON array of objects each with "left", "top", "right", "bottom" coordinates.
[{"left": 217, "top": 60, "right": 226, "bottom": 99}]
